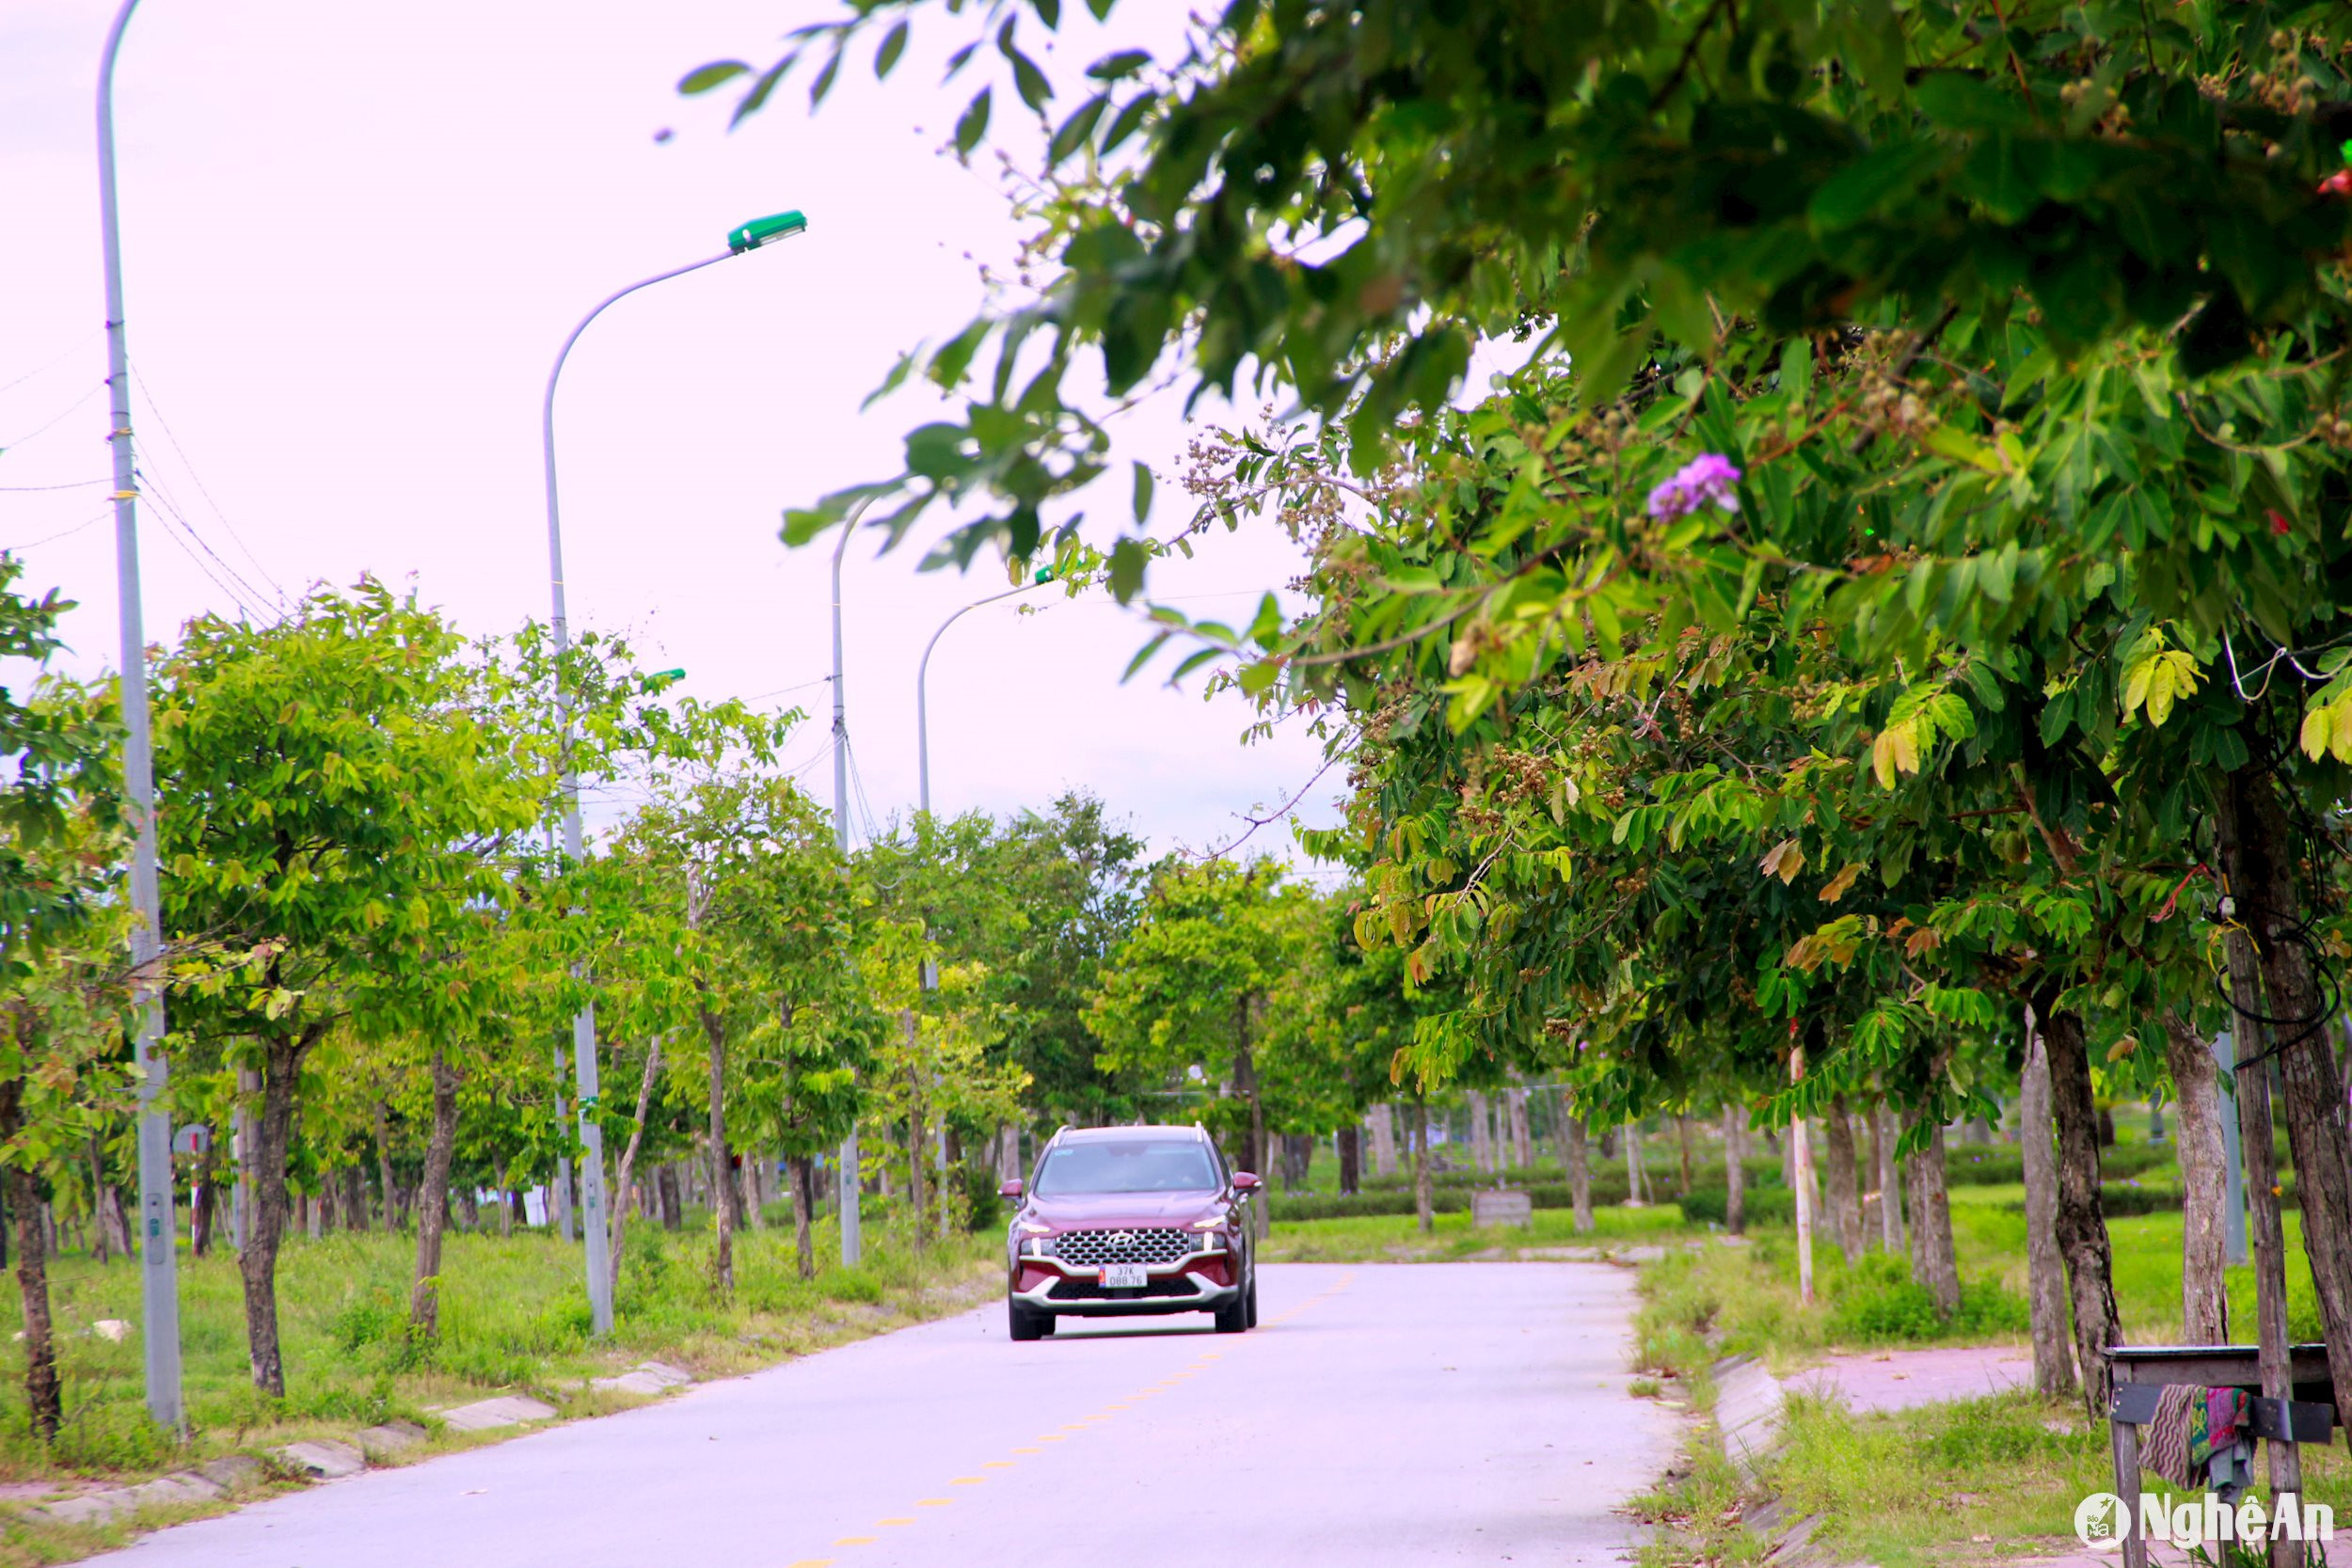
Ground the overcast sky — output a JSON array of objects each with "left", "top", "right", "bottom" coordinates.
[{"left": 0, "top": 0, "right": 1349, "bottom": 875}]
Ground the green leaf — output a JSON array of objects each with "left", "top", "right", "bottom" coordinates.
[
  {"left": 1050, "top": 94, "right": 1108, "bottom": 163},
  {"left": 1807, "top": 142, "right": 1943, "bottom": 232},
  {"left": 954, "top": 88, "right": 993, "bottom": 157},
  {"left": 1102, "top": 93, "right": 1153, "bottom": 152},
  {"left": 1131, "top": 461, "right": 1153, "bottom": 526},
  {"left": 1107, "top": 538, "right": 1149, "bottom": 603},
  {"left": 1009, "top": 48, "right": 1053, "bottom": 113},
  {"left": 678, "top": 61, "right": 753, "bottom": 95},
  {"left": 874, "top": 22, "right": 909, "bottom": 79},
  {"left": 1088, "top": 50, "right": 1152, "bottom": 81}
]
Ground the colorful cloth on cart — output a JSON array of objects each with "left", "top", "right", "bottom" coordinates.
[
  {"left": 2143, "top": 1385, "right": 2198, "bottom": 1489},
  {"left": 2193, "top": 1386, "right": 2251, "bottom": 1473},
  {"left": 2142, "top": 1385, "right": 2253, "bottom": 1491}
]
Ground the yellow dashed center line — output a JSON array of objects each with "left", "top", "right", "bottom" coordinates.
[{"left": 792, "top": 1276, "right": 1357, "bottom": 1561}]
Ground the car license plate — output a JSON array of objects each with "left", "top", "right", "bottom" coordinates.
[{"left": 1100, "top": 1263, "right": 1148, "bottom": 1289}]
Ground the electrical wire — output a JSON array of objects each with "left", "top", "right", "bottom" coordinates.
[
  {"left": 130, "top": 369, "right": 287, "bottom": 604},
  {"left": 1, "top": 508, "right": 113, "bottom": 553},
  {"left": 0, "top": 383, "right": 107, "bottom": 453},
  {"left": 136, "top": 467, "right": 275, "bottom": 618},
  {"left": 0, "top": 477, "right": 109, "bottom": 493},
  {"left": 0, "top": 333, "right": 101, "bottom": 401}
]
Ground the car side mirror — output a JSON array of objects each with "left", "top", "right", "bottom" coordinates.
[
  {"left": 997, "top": 1179, "right": 1025, "bottom": 1199},
  {"left": 1232, "top": 1171, "right": 1262, "bottom": 1196}
]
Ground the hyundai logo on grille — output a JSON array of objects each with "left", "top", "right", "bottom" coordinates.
[{"left": 1049, "top": 1227, "right": 1190, "bottom": 1267}]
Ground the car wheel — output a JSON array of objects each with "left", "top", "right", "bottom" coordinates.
[
  {"left": 1213, "top": 1290, "right": 1248, "bottom": 1334},
  {"left": 1244, "top": 1269, "right": 1259, "bottom": 1328},
  {"left": 1009, "top": 1301, "right": 1045, "bottom": 1342}
]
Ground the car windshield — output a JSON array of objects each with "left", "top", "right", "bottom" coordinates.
[{"left": 1034, "top": 1141, "right": 1219, "bottom": 1196}]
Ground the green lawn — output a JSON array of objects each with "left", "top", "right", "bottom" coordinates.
[
  {"left": 1257, "top": 1199, "right": 1691, "bottom": 1261},
  {"left": 0, "top": 1206, "right": 994, "bottom": 1563}
]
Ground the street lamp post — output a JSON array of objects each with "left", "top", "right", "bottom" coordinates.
[
  {"left": 542, "top": 209, "right": 805, "bottom": 1333},
  {"left": 96, "top": 0, "right": 183, "bottom": 1433},
  {"left": 914, "top": 570, "right": 1054, "bottom": 817},
  {"left": 914, "top": 570, "right": 1050, "bottom": 1213},
  {"left": 830, "top": 503, "right": 867, "bottom": 1267}
]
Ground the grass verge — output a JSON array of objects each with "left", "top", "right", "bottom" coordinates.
[{"left": 0, "top": 1212, "right": 993, "bottom": 1565}]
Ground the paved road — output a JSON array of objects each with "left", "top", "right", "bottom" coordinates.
[{"left": 95, "top": 1261, "right": 1674, "bottom": 1567}]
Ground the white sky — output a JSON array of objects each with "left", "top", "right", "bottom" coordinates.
[{"left": 0, "top": 0, "right": 1349, "bottom": 875}]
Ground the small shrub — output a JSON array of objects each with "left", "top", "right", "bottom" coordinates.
[
  {"left": 824, "top": 1268, "right": 884, "bottom": 1305},
  {"left": 1824, "top": 1253, "right": 2029, "bottom": 1342}
]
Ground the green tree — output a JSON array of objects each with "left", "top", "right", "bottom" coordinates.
[
  {"left": 154, "top": 580, "right": 539, "bottom": 1395},
  {"left": 1086, "top": 859, "right": 1309, "bottom": 1219}
]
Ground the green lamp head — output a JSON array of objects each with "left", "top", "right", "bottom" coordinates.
[{"left": 728, "top": 210, "right": 807, "bottom": 254}]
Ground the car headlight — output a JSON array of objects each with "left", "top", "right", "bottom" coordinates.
[
  {"left": 1190, "top": 1215, "right": 1226, "bottom": 1230},
  {"left": 1019, "top": 1221, "right": 1054, "bottom": 1236}
]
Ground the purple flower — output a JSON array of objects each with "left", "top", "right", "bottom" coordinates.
[{"left": 1645, "top": 453, "right": 1743, "bottom": 521}]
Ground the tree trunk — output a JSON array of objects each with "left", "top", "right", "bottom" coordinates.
[
  {"left": 2041, "top": 1002, "right": 2123, "bottom": 1418},
  {"left": 2160, "top": 1012, "right": 2231, "bottom": 1343},
  {"left": 1336, "top": 1125, "right": 1361, "bottom": 1196},
  {"left": 1410, "top": 1097, "right": 1433, "bottom": 1234},
  {"left": 2220, "top": 921, "right": 2310, "bottom": 1530},
  {"left": 1466, "top": 1091, "right": 1493, "bottom": 1175},
  {"left": 373, "top": 1101, "right": 402, "bottom": 1231},
  {"left": 1723, "top": 1104, "right": 1746, "bottom": 1236},
  {"left": 342, "top": 1165, "right": 370, "bottom": 1234},
  {"left": 1510, "top": 1087, "right": 1534, "bottom": 1170},
  {"left": 699, "top": 1002, "right": 736, "bottom": 1292},
  {"left": 1624, "top": 1122, "right": 1645, "bottom": 1204},
  {"left": 407, "top": 1042, "right": 462, "bottom": 1340},
  {"left": 1368, "top": 1102, "right": 1397, "bottom": 1178},
  {"left": 1903, "top": 1118, "right": 1960, "bottom": 1316},
  {"left": 2019, "top": 1022, "right": 2078, "bottom": 1398},
  {"left": 0, "top": 1076, "right": 61, "bottom": 1441},
  {"left": 2218, "top": 762, "right": 2352, "bottom": 1433},
  {"left": 1676, "top": 1114, "right": 1694, "bottom": 1198},
  {"left": 190, "top": 1127, "right": 221, "bottom": 1259},
  {"left": 1874, "top": 1100, "right": 1905, "bottom": 1252},
  {"left": 238, "top": 1029, "right": 319, "bottom": 1396},
  {"left": 1565, "top": 1115, "right": 1594, "bottom": 1233},
  {"left": 659, "top": 1163, "right": 682, "bottom": 1230},
  {"left": 787, "top": 1152, "right": 816, "bottom": 1280},
  {"left": 1823, "top": 1098, "right": 1864, "bottom": 1263},
  {"left": 1233, "top": 1015, "right": 1268, "bottom": 1236},
  {"left": 85, "top": 1136, "right": 112, "bottom": 1263},
  {"left": 608, "top": 1039, "right": 663, "bottom": 1298}
]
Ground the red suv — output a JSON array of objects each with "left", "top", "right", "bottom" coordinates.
[{"left": 999, "top": 1124, "right": 1260, "bottom": 1341}]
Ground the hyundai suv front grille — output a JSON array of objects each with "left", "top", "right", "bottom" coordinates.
[{"left": 1049, "top": 1227, "right": 1190, "bottom": 1267}]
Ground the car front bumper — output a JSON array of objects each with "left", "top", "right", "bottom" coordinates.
[{"left": 1009, "top": 1250, "right": 1240, "bottom": 1317}]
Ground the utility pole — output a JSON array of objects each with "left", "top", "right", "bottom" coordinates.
[
  {"left": 539, "top": 211, "right": 804, "bottom": 1331},
  {"left": 97, "top": 0, "right": 183, "bottom": 1433},
  {"left": 831, "top": 512, "right": 861, "bottom": 1267}
]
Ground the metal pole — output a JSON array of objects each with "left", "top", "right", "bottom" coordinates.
[
  {"left": 98, "top": 0, "right": 183, "bottom": 1434},
  {"left": 2215, "top": 1031, "right": 2249, "bottom": 1267},
  {"left": 915, "top": 578, "right": 1047, "bottom": 818},
  {"left": 832, "top": 515, "right": 862, "bottom": 1268},
  {"left": 544, "top": 252, "right": 731, "bottom": 1335},
  {"left": 552, "top": 1043, "right": 574, "bottom": 1242}
]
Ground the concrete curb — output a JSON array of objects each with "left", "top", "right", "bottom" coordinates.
[{"left": 23, "top": 1363, "right": 695, "bottom": 1531}]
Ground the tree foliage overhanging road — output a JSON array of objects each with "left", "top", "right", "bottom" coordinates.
[{"left": 690, "top": 0, "right": 2352, "bottom": 1428}]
